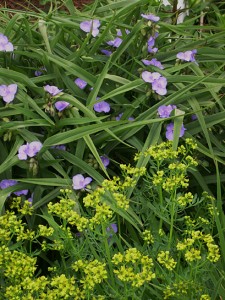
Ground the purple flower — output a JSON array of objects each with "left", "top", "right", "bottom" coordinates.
[
  {"left": 148, "top": 47, "right": 158, "bottom": 54},
  {"left": 55, "top": 101, "right": 70, "bottom": 112},
  {"left": 0, "top": 33, "right": 14, "bottom": 52},
  {"left": 100, "top": 155, "right": 110, "bottom": 168},
  {"left": 93, "top": 101, "right": 110, "bottom": 113},
  {"left": 142, "top": 58, "right": 164, "bottom": 69},
  {"left": 116, "top": 113, "right": 134, "bottom": 121},
  {"left": 107, "top": 29, "right": 130, "bottom": 48},
  {"left": 165, "top": 122, "right": 186, "bottom": 141},
  {"left": 80, "top": 20, "right": 101, "bottom": 37},
  {"left": 74, "top": 78, "right": 88, "bottom": 90},
  {"left": 142, "top": 71, "right": 167, "bottom": 96},
  {"left": 44, "top": 85, "right": 63, "bottom": 96},
  {"left": 0, "top": 84, "right": 17, "bottom": 103},
  {"left": 147, "top": 36, "right": 156, "bottom": 48},
  {"left": 72, "top": 174, "right": 92, "bottom": 190},
  {"left": 52, "top": 144, "right": 66, "bottom": 151},
  {"left": 34, "top": 67, "right": 46, "bottom": 77},
  {"left": 141, "top": 71, "right": 161, "bottom": 83},
  {"left": 176, "top": 50, "right": 197, "bottom": 62},
  {"left": 0, "top": 179, "right": 28, "bottom": 197},
  {"left": 106, "top": 223, "right": 118, "bottom": 235},
  {"left": 158, "top": 105, "right": 177, "bottom": 118},
  {"left": 191, "top": 114, "right": 198, "bottom": 121},
  {"left": 101, "top": 49, "right": 113, "bottom": 56},
  {"left": 18, "top": 141, "right": 42, "bottom": 160},
  {"left": 141, "top": 13, "right": 160, "bottom": 22},
  {"left": 152, "top": 76, "right": 167, "bottom": 96}
]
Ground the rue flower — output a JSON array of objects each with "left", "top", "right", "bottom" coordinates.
[
  {"left": 72, "top": 174, "right": 92, "bottom": 190},
  {"left": 0, "top": 84, "right": 17, "bottom": 103},
  {"left": 80, "top": 20, "right": 100, "bottom": 37}
]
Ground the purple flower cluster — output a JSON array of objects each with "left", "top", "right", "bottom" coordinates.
[
  {"left": 142, "top": 58, "right": 164, "bottom": 69},
  {"left": 166, "top": 123, "right": 186, "bottom": 141},
  {"left": 158, "top": 105, "right": 177, "bottom": 118},
  {"left": 142, "top": 71, "right": 167, "bottom": 95},
  {"left": 0, "top": 84, "right": 17, "bottom": 103},
  {"left": 72, "top": 174, "right": 92, "bottom": 190},
  {"left": 44, "top": 85, "right": 63, "bottom": 96},
  {"left": 18, "top": 141, "right": 43, "bottom": 160},
  {"left": 141, "top": 13, "right": 160, "bottom": 22},
  {"left": 80, "top": 20, "right": 101, "bottom": 37},
  {"left": 74, "top": 78, "right": 88, "bottom": 90},
  {"left": 176, "top": 50, "right": 197, "bottom": 62},
  {"left": 0, "top": 33, "right": 14, "bottom": 52},
  {"left": 55, "top": 101, "right": 70, "bottom": 112},
  {"left": 0, "top": 179, "right": 28, "bottom": 197}
]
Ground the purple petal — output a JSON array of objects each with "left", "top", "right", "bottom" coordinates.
[
  {"left": 141, "top": 71, "right": 161, "bottom": 83},
  {"left": 74, "top": 78, "right": 88, "bottom": 89},
  {"left": 93, "top": 101, "right": 110, "bottom": 113},
  {"left": 141, "top": 13, "right": 160, "bottom": 22},
  {"left": 26, "top": 141, "right": 42, "bottom": 157},
  {"left": 100, "top": 155, "right": 110, "bottom": 168},
  {"left": 55, "top": 101, "right": 70, "bottom": 112},
  {"left": 44, "top": 85, "right": 63, "bottom": 96},
  {"left": 101, "top": 49, "right": 112, "bottom": 56},
  {"left": 18, "top": 144, "right": 29, "bottom": 160}
]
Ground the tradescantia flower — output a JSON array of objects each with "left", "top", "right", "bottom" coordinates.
[
  {"left": 165, "top": 122, "right": 186, "bottom": 141},
  {"left": 100, "top": 155, "right": 110, "bottom": 168},
  {"left": 93, "top": 100, "right": 110, "bottom": 113},
  {"left": 142, "top": 58, "right": 164, "bottom": 69},
  {"left": 44, "top": 85, "right": 63, "bottom": 96},
  {"left": 141, "top": 13, "right": 160, "bottom": 22},
  {"left": 74, "top": 78, "right": 88, "bottom": 89},
  {"left": 147, "top": 33, "right": 158, "bottom": 53},
  {"left": 176, "top": 49, "right": 197, "bottom": 62},
  {"left": 158, "top": 105, "right": 177, "bottom": 118},
  {"left": 107, "top": 29, "right": 130, "bottom": 48},
  {"left": 101, "top": 49, "right": 112, "bottom": 56},
  {"left": 80, "top": 20, "right": 100, "bottom": 37},
  {"left": 116, "top": 113, "right": 134, "bottom": 121},
  {"left": 0, "top": 33, "right": 14, "bottom": 52},
  {"left": 72, "top": 174, "right": 92, "bottom": 190},
  {"left": 0, "top": 179, "right": 28, "bottom": 196},
  {"left": 18, "top": 141, "right": 43, "bottom": 160},
  {"left": 0, "top": 84, "right": 17, "bottom": 103},
  {"left": 142, "top": 71, "right": 167, "bottom": 96},
  {"left": 106, "top": 223, "right": 118, "bottom": 236},
  {"left": 55, "top": 101, "right": 70, "bottom": 112}
]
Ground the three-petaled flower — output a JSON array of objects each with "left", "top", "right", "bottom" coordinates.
[
  {"left": 18, "top": 141, "right": 43, "bottom": 160},
  {"left": 158, "top": 105, "right": 177, "bottom": 118},
  {"left": 72, "top": 174, "right": 92, "bottom": 190},
  {"left": 44, "top": 85, "right": 63, "bottom": 96},
  {"left": 55, "top": 101, "right": 70, "bottom": 112},
  {"left": 165, "top": 122, "right": 186, "bottom": 141},
  {"left": 0, "top": 84, "right": 17, "bottom": 103},
  {"left": 80, "top": 20, "right": 101, "bottom": 37},
  {"left": 74, "top": 78, "right": 88, "bottom": 89},
  {"left": 142, "top": 71, "right": 167, "bottom": 95},
  {"left": 141, "top": 13, "right": 160, "bottom": 22},
  {"left": 176, "top": 50, "right": 197, "bottom": 63},
  {"left": 0, "top": 179, "right": 28, "bottom": 196},
  {"left": 0, "top": 33, "right": 14, "bottom": 52},
  {"left": 93, "top": 99, "right": 110, "bottom": 113}
]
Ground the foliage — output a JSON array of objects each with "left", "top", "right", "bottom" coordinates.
[{"left": 0, "top": 0, "right": 225, "bottom": 298}]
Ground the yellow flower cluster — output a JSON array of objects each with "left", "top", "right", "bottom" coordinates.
[
  {"left": 177, "top": 230, "right": 220, "bottom": 263},
  {"left": 157, "top": 251, "right": 177, "bottom": 270},
  {"left": 48, "top": 199, "right": 89, "bottom": 232},
  {"left": 200, "top": 294, "right": 211, "bottom": 300},
  {"left": 72, "top": 259, "right": 107, "bottom": 290},
  {"left": 142, "top": 229, "right": 154, "bottom": 244},
  {"left": 163, "top": 280, "right": 189, "bottom": 299},
  {"left": 112, "top": 248, "right": 155, "bottom": 287},
  {"left": 10, "top": 197, "right": 33, "bottom": 215},
  {"left": 177, "top": 192, "right": 194, "bottom": 207},
  {"left": 38, "top": 225, "right": 54, "bottom": 237}
]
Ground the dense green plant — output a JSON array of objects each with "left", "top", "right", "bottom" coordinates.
[{"left": 0, "top": 0, "right": 225, "bottom": 298}]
